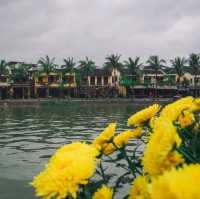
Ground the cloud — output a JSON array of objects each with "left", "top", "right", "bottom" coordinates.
[{"left": 0, "top": 0, "right": 200, "bottom": 65}]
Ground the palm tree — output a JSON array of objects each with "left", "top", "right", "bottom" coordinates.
[
  {"left": 11, "top": 63, "right": 30, "bottom": 83},
  {"left": 104, "top": 54, "right": 123, "bottom": 86},
  {"left": 62, "top": 57, "right": 76, "bottom": 74},
  {"left": 188, "top": 53, "right": 200, "bottom": 97},
  {"left": 0, "top": 60, "right": 9, "bottom": 99},
  {"left": 0, "top": 60, "right": 9, "bottom": 76},
  {"left": 79, "top": 57, "right": 95, "bottom": 85},
  {"left": 10, "top": 63, "right": 31, "bottom": 99},
  {"left": 38, "top": 55, "right": 56, "bottom": 97},
  {"left": 124, "top": 57, "right": 142, "bottom": 83},
  {"left": 124, "top": 57, "right": 142, "bottom": 97},
  {"left": 146, "top": 56, "right": 166, "bottom": 98},
  {"left": 104, "top": 54, "right": 122, "bottom": 86},
  {"left": 170, "top": 57, "right": 187, "bottom": 90}
]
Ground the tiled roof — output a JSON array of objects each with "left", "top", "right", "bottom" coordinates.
[
  {"left": 164, "top": 66, "right": 194, "bottom": 74},
  {"left": 121, "top": 69, "right": 137, "bottom": 75},
  {"left": 7, "top": 61, "right": 37, "bottom": 67},
  {"left": 88, "top": 68, "right": 112, "bottom": 76},
  {"left": 142, "top": 66, "right": 165, "bottom": 74}
]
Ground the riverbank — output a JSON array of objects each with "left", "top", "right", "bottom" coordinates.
[{"left": 0, "top": 98, "right": 173, "bottom": 107}]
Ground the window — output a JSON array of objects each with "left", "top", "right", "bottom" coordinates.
[
  {"left": 104, "top": 76, "right": 108, "bottom": 85},
  {"left": 97, "top": 77, "right": 101, "bottom": 85},
  {"left": 0, "top": 76, "right": 7, "bottom": 82},
  {"left": 91, "top": 77, "right": 95, "bottom": 85},
  {"left": 48, "top": 76, "right": 54, "bottom": 83},
  {"left": 112, "top": 77, "right": 114, "bottom": 84}
]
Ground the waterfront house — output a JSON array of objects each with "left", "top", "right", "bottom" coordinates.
[
  {"left": 2, "top": 60, "right": 200, "bottom": 99},
  {"left": 7, "top": 61, "right": 35, "bottom": 99},
  {"left": 122, "top": 66, "right": 177, "bottom": 98},
  {"left": 34, "top": 70, "right": 77, "bottom": 98},
  {"left": 61, "top": 72, "right": 76, "bottom": 96},
  {"left": 81, "top": 68, "right": 120, "bottom": 87},
  {"left": 34, "top": 72, "right": 60, "bottom": 97},
  {"left": 79, "top": 68, "right": 121, "bottom": 97},
  {"left": 141, "top": 66, "right": 165, "bottom": 86},
  {"left": 0, "top": 74, "right": 10, "bottom": 99}
]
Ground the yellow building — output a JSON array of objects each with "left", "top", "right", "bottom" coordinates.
[
  {"left": 85, "top": 68, "right": 121, "bottom": 87},
  {"left": 34, "top": 72, "right": 76, "bottom": 97},
  {"left": 62, "top": 73, "right": 76, "bottom": 88},
  {"left": 0, "top": 75, "right": 10, "bottom": 99}
]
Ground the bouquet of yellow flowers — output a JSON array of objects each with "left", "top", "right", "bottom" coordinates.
[{"left": 31, "top": 97, "right": 200, "bottom": 199}]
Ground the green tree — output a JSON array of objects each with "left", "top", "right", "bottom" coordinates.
[
  {"left": 62, "top": 57, "right": 76, "bottom": 74},
  {"left": 0, "top": 60, "right": 9, "bottom": 76},
  {"left": 0, "top": 60, "right": 9, "bottom": 99},
  {"left": 123, "top": 57, "right": 142, "bottom": 97},
  {"left": 124, "top": 57, "right": 142, "bottom": 84},
  {"left": 79, "top": 57, "right": 95, "bottom": 85},
  {"left": 10, "top": 63, "right": 31, "bottom": 99},
  {"left": 170, "top": 57, "right": 187, "bottom": 90},
  {"left": 74, "top": 68, "right": 82, "bottom": 86},
  {"left": 146, "top": 55, "right": 166, "bottom": 98},
  {"left": 188, "top": 53, "right": 200, "bottom": 97},
  {"left": 61, "top": 57, "right": 76, "bottom": 94},
  {"left": 11, "top": 63, "right": 30, "bottom": 83},
  {"left": 38, "top": 55, "right": 56, "bottom": 97},
  {"left": 104, "top": 54, "right": 123, "bottom": 86}
]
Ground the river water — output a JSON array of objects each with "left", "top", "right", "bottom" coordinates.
[{"left": 0, "top": 102, "right": 148, "bottom": 199}]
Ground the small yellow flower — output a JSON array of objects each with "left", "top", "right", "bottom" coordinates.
[
  {"left": 132, "top": 126, "right": 143, "bottom": 138},
  {"left": 93, "top": 123, "right": 116, "bottom": 151},
  {"left": 150, "top": 164, "right": 200, "bottom": 199},
  {"left": 128, "top": 104, "right": 160, "bottom": 126},
  {"left": 103, "top": 127, "right": 142, "bottom": 155},
  {"left": 128, "top": 175, "right": 150, "bottom": 199},
  {"left": 92, "top": 185, "right": 113, "bottom": 199},
  {"left": 178, "top": 110, "right": 194, "bottom": 128}
]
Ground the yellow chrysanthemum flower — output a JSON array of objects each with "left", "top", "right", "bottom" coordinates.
[
  {"left": 31, "top": 142, "right": 98, "bottom": 199},
  {"left": 128, "top": 104, "right": 160, "bottom": 126},
  {"left": 128, "top": 175, "right": 150, "bottom": 199},
  {"left": 93, "top": 123, "right": 116, "bottom": 151},
  {"left": 132, "top": 126, "right": 143, "bottom": 138},
  {"left": 178, "top": 110, "right": 194, "bottom": 128},
  {"left": 142, "top": 117, "right": 184, "bottom": 175},
  {"left": 160, "top": 96, "right": 194, "bottom": 122},
  {"left": 103, "top": 128, "right": 142, "bottom": 155},
  {"left": 92, "top": 185, "right": 113, "bottom": 199},
  {"left": 150, "top": 164, "right": 200, "bottom": 199}
]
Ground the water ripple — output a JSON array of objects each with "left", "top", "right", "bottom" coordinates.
[{"left": 0, "top": 104, "right": 142, "bottom": 198}]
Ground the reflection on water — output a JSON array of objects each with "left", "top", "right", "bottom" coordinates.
[{"left": 0, "top": 103, "right": 147, "bottom": 199}]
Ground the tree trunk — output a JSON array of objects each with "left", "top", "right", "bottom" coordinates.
[
  {"left": 28, "top": 88, "right": 31, "bottom": 99},
  {"left": 155, "top": 71, "right": 158, "bottom": 99},
  {"left": 47, "top": 86, "right": 49, "bottom": 98},
  {"left": 114, "top": 68, "right": 117, "bottom": 87},
  {"left": 22, "top": 87, "right": 24, "bottom": 99},
  {"left": 194, "top": 75, "right": 197, "bottom": 97},
  {"left": 177, "top": 77, "right": 180, "bottom": 93},
  {"left": 47, "top": 74, "right": 50, "bottom": 98},
  {"left": 132, "top": 86, "right": 135, "bottom": 98}
]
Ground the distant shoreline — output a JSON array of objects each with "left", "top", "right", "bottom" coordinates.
[{"left": 0, "top": 98, "right": 173, "bottom": 107}]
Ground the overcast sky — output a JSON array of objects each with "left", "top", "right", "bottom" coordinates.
[{"left": 0, "top": 0, "right": 200, "bottom": 65}]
